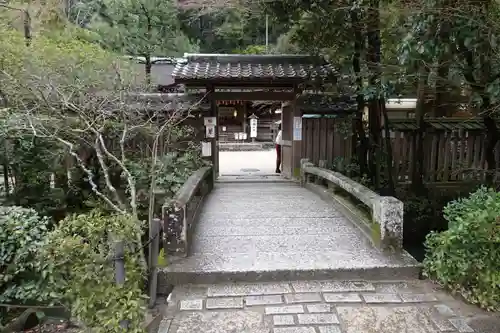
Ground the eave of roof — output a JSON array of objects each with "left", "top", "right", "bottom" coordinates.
[{"left": 172, "top": 53, "right": 337, "bottom": 84}]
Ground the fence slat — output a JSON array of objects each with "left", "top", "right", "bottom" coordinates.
[
  {"left": 327, "top": 118, "right": 335, "bottom": 167},
  {"left": 429, "top": 132, "right": 438, "bottom": 182}
]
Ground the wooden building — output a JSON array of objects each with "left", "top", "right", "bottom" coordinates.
[
  {"left": 171, "top": 53, "right": 337, "bottom": 178},
  {"left": 217, "top": 100, "right": 281, "bottom": 143}
]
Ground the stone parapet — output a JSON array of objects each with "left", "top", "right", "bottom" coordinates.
[{"left": 300, "top": 159, "right": 403, "bottom": 251}]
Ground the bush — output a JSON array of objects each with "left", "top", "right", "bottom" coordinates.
[
  {"left": 423, "top": 187, "right": 500, "bottom": 311},
  {"left": 0, "top": 206, "right": 56, "bottom": 306},
  {"left": 44, "top": 210, "right": 147, "bottom": 332},
  {"left": 0, "top": 206, "right": 59, "bottom": 328}
]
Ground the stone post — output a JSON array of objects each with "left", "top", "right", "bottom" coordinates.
[
  {"left": 300, "top": 158, "right": 309, "bottom": 186},
  {"left": 373, "top": 196, "right": 404, "bottom": 251},
  {"left": 300, "top": 158, "right": 315, "bottom": 186},
  {"left": 114, "top": 241, "right": 129, "bottom": 329}
]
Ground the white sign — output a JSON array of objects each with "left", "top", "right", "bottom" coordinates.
[
  {"left": 205, "top": 125, "right": 215, "bottom": 138},
  {"left": 293, "top": 117, "right": 302, "bottom": 141},
  {"left": 222, "top": 126, "right": 226, "bottom": 131},
  {"left": 204, "top": 117, "right": 217, "bottom": 126},
  {"left": 201, "top": 141, "right": 211, "bottom": 156},
  {"left": 238, "top": 132, "right": 244, "bottom": 140},
  {"left": 293, "top": 116, "right": 302, "bottom": 129},
  {"left": 250, "top": 118, "right": 258, "bottom": 138}
]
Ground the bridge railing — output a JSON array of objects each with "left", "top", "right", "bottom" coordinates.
[
  {"left": 162, "top": 166, "right": 214, "bottom": 256},
  {"left": 300, "top": 159, "right": 403, "bottom": 252}
]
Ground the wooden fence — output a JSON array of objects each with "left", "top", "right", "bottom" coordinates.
[
  {"left": 301, "top": 116, "right": 354, "bottom": 168},
  {"left": 300, "top": 116, "right": 500, "bottom": 184},
  {"left": 389, "top": 118, "right": 500, "bottom": 183}
]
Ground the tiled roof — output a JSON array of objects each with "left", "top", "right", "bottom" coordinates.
[{"left": 172, "top": 54, "right": 336, "bottom": 82}]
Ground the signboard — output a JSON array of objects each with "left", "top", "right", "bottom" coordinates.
[
  {"left": 206, "top": 125, "right": 215, "bottom": 138},
  {"left": 293, "top": 116, "right": 302, "bottom": 141},
  {"left": 201, "top": 141, "right": 211, "bottom": 156},
  {"left": 250, "top": 118, "right": 258, "bottom": 138},
  {"left": 204, "top": 117, "right": 217, "bottom": 126},
  {"left": 294, "top": 116, "right": 302, "bottom": 130}
]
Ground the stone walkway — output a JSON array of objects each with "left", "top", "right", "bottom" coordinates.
[
  {"left": 161, "top": 182, "right": 419, "bottom": 285},
  {"left": 219, "top": 150, "right": 276, "bottom": 176},
  {"left": 159, "top": 279, "right": 499, "bottom": 333}
]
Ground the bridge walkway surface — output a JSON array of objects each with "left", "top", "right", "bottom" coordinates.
[{"left": 157, "top": 179, "right": 498, "bottom": 333}]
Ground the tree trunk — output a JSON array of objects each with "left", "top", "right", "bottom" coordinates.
[
  {"left": 366, "top": 0, "right": 382, "bottom": 189},
  {"left": 410, "top": 65, "right": 428, "bottom": 195},
  {"left": 350, "top": 8, "right": 368, "bottom": 178},
  {"left": 381, "top": 100, "right": 395, "bottom": 195},
  {"left": 434, "top": 2, "right": 452, "bottom": 117},
  {"left": 482, "top": 107, "right": 498, "bottom": 185},
  {"left": 145, "top": 55, "right": 152, "bottom": 87}
]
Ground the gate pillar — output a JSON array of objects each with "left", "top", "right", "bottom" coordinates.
[{"left": 281, "top": 97, "right": 303, "bottom": 179}]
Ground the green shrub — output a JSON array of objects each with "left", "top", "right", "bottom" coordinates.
[
  {"left": 423, "top": 187, "right": 500, "bottom": 311},
  {"left": 0, "top": 206, "right": 56, "bottom": 305},
  {"left": 443, "top": 187, "right": 496, "bottom": 227},
  {"left": 44, "top": 210, "right": 147, "bottom": 332},
  {"left": 0, "top": 206, "right": 60, "bottom": 328}
]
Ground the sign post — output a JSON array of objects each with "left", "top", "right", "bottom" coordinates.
[
  {"left": 249, "top": 114, "right": 258, "bottom": 143},
  {"left": 206, "top": 125, "right": 215, "bottom": 138},
  {"left": 203, "top": 116, "right": 217, "bottom": 158},
  {"left": 293, "top": 116, "right": 302, "bottom": 141}
]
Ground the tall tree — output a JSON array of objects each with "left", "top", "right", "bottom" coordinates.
[
  {"left": 90, "top": 0, "right": 198, "bottom": 84},
  {"left": 178, "top": 1, "right": 288, "bottom": 54}
]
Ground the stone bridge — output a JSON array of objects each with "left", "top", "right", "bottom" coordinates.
[
  {"left": 162, "top": 177, "right": 417, "bottom": 286},
  {"left": 150, "top": 158, "right": 492, "bottom": 333}
]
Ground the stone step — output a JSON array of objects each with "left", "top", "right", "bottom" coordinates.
[{"left": 158, "top": 252, "right": 421, "bottom": 287}]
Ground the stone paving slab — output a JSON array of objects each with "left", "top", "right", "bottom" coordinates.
[{"left": 160, "top": 280, "right": 499, "bottom": 333}]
